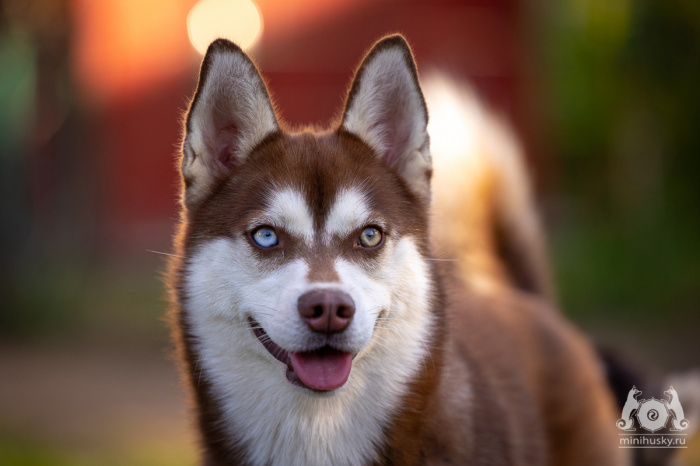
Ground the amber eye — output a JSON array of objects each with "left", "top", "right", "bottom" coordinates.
[{"left": 359, "top": 227, "right": 382, "bottom": 248}]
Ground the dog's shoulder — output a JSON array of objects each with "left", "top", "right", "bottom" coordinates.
[{"left": 423, "top": 283, "right": 625, "bottom": 465}]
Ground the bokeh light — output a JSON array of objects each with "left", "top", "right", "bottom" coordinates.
[
  {"left": 3, "top": 0, "right": 700, "bottom": 463},
  {"left": 187, "top": 0, "right": 263, "bottom": 54}
]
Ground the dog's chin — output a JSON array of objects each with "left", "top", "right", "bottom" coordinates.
[{"left": 249, "top": 317, "right": 354, "bottom": 392}]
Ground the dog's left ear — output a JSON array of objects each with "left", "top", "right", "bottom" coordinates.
[{"left": 341, "top": 35, "right": 431, "bottom": 200}]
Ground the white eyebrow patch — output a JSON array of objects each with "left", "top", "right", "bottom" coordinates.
[
  {"left": 325, "top": 187, "right": 372, "bottom": 238},
  {"left": 261, "top": 188, "right": 314, "bottom": 241}
]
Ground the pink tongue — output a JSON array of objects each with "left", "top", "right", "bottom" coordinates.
[{"left": 289, "top": 349, "right": 353, "bottom": 391}]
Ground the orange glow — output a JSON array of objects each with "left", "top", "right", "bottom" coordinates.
[
  {"left": 72, "top": 0, "right": 193, "bottom": 100},
  {"left": 187, "top": 0, "right": 263, "bottom": 54}
]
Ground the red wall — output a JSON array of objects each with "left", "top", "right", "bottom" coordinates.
[{"left": 92, "top": 0, "right": 526, "bottom": 254}]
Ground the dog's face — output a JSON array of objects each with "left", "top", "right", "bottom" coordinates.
[
  {"left": 180, "top": 37, "right": 435, "bottom": 395},
  {"left": 184, "top": 131, "right": 432, "bottom": 391}
]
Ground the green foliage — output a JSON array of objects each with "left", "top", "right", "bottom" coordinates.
[
  {"left": 0, "top": 430, "right": 195, "bottom": 466},
  {"left": 541, "top": 0, "right": 700, "bottom": 319},
  {"left": 0, "top": 255, "right": 170, "bottom": 348}
]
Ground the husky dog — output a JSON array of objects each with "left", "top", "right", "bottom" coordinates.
[{"left": 169, "top": 35, "right": 628, "bottom": 465}]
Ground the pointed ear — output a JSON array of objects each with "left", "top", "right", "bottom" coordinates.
[
  {"left": 182, "top": 39, "right": 279, "bottom": 206},
  {"left": 341, "top": 35, "right": 431, "bottom": 200}
]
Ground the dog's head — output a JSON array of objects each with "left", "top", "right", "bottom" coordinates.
[{"left": 179, "top": 36, "right": 435, "bottom": 394}]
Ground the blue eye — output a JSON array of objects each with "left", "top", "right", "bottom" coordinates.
[{"left": 252, "top": 227, "right": 278, "bottom": 248}]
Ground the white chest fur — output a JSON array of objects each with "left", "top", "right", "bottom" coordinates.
[{"left": 184, "top": 237, "right": 435, "bottom": 465}]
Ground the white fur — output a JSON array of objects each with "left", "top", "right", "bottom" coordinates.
[
  {"left": 324, "top": 187, "right": 373, "bottom": 239},
  {"left": 183, "top": 46, "right": 278, "bottom": 205},
  {"left": 341, "top": 45, "right": 432, "bottom": 199},
  {"left": 184, "top": 185, "right": 435, "bottom": 465},
  {"left": 252, "top": 188, "right": 315, "bottom": 243}
]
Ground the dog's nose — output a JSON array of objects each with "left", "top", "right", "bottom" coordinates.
[{"left": 297, "top": 290, "right": 355, "bottom": 334}]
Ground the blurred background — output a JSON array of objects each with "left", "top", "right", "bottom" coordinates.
[{"left": 0, "top": 0, "right": 698, "bottom": 464}]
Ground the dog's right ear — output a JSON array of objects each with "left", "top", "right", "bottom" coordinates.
[
  {"left": 181, "top": 39, "right": 279, "bottom": 207},
  {"left": 340, "top": 35, "right": 431, "bottom": 201}
]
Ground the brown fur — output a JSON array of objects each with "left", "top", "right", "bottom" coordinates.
[{"left": 169, "top": 35, "right": 628, "bottom": 465}]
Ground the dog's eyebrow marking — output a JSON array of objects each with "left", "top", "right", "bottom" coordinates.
[
  {"left": 263, "top": 188, "right": 314, "bottom": 242},
  {"left": 325, "top": 187, "right": 372, "bottom": 238}
]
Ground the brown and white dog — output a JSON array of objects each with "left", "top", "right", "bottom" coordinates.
[{"left": 169, "top": 35, "right": 628, "bottom": 465}]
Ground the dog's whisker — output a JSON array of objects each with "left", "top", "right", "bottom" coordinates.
[
  {"left": 147, "top": 249, "right": 183, "bottom": 258},
  {"left": 370, "top": 333, "right": 394, "bottom": 349},
  {"left": 195, "top": 354, "right": 204, "bottom": 390}
]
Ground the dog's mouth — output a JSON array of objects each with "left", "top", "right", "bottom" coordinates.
[{"left": 249, "top": 318, "right": 353, "bottom": 391}]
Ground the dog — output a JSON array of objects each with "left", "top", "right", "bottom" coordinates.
[
  {"left": 617, "top": 386, "right": 641, "bottom": 431},
  {"left": 169, "top": 35, "right": 629, "bottom": 465},
  {"left": 665, "top": 386, "right": 689, "bottom": 431}
]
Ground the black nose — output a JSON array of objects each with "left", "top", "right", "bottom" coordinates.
[{"left": 297, "top": 290, "right": 355, "bottom": 334}]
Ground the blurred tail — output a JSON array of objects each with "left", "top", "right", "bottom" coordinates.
[{"left": 424, "top": 74, "right": 553, "bottom": 301}]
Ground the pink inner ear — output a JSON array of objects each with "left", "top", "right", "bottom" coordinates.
[
  {"left": 377, "top": 111, "right": 413, "bottom": 169},
  {"left": 382, "top": 125, "right": 399, "bottom": 166},
  {"left": 215, "top": 124, "right": 239, "bottom": 169}
]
